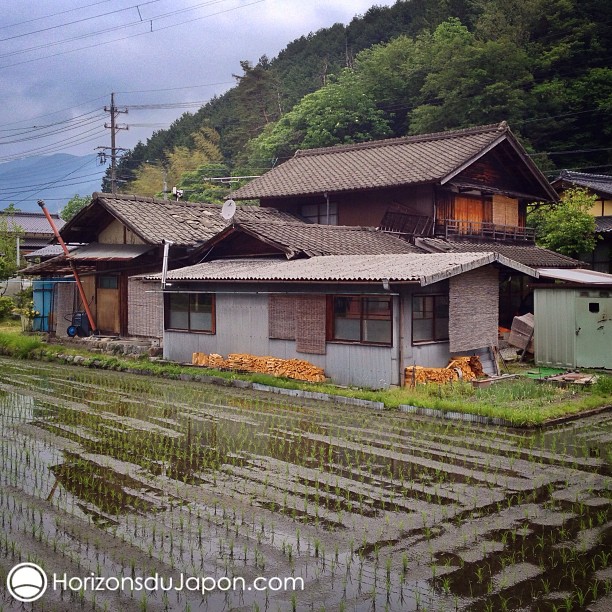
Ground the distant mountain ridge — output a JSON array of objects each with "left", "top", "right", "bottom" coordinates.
[{"left": 0, "top": 154, "right": 106, "bottom": 213}]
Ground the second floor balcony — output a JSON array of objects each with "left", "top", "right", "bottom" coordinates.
[{"left": 441, "top": 219, "right": 536, "bottom": 243}]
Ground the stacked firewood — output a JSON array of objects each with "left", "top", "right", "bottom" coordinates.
[
  {"left": 405, "top": 355, "right": 484, "bottom": 385},
  {"left": 191, "top": 352, "right": 326, "bottom": 383}
]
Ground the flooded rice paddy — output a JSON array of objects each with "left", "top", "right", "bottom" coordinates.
[{"left": 0, "top": 357, "right": 610, "bottom": 611}]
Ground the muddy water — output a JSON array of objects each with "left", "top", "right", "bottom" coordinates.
[{"left": 0, "top": 357, "right": 610, "bottom": 611}]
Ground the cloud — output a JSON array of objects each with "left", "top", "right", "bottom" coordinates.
[{"left": 0, "top": 0, "right": 395, "bottom": 160}]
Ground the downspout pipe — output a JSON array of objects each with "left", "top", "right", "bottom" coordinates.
[
  {"left": 37, "top": 200, "right": 98, "bottom": 335},
  {"left": 161, "top": 239, "right": 174, "bottom": 289}
]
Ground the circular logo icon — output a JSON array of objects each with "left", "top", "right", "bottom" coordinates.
[{"left": 6, "top": 562, "right": 48, "bottom": 602}]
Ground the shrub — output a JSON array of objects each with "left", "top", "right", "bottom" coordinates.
[{"left": 0, "top": 296, "right": 14, "bottom": 321}]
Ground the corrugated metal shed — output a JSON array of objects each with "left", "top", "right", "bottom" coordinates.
[
  {"left": 148, "top": 252, "right": 537, "bottom": 286},
  {"left": 535, "top": 287, "right": 611, "bottom": 369}
]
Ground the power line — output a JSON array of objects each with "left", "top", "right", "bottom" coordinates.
[
  {"left": 7, "top": 157, "right": 100, "bottom": 206},
  {"left": 0, "top": 0, "right": 166, "bottom": 43},
  {"left": 0, "top": 0, "right": 266, "bottom": 70},
  {"left": 0, "top": 0, "right": 114, "bottom": 31},
  {"left": 0, "top": 96, "right": 107, "bottom": 129}
]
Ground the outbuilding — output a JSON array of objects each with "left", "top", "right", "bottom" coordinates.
[{"left": 534, "top": 268, "right": 612, "bottom": 369}]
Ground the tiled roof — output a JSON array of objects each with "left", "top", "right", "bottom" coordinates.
[
  {"left": 231, "top": 122, "right": 536, "bottom": 199},
  {"left": 2, "top": 211, "right": 64, "bottom": 234},
  {"left": 415, "top": 238, "right": 584, "bottom": 268},
  {"left": 60, "top": 193, "right": 300, "bottom": 247},
  {"left": 595, "top": 216, "right": 612, "bottom": 233},
  {"left": 148, "top": 252, "right": 535, "bottom": 286},
  {"left": 210, "top": 221, "right": 423, "bottom": 258},
  {"left": 552, "top": 171, "right": 612, "bottom": 199}
]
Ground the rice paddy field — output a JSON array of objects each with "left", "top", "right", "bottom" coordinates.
[{"left": 0, "top": 356, "right": 610, "bottom": 611}]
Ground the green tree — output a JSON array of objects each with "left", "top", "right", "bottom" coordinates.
[
  {"left": 60, "top": 194, "right": 91, "bottom": 221},
  {"left": 244, "top": 70, "right": 390, "bottom": 168},
  {"left": 408, "top": 18, "right": 532, "bottom": 133},
  {"left": 528, "top": 188, "right": 598, "bottom": 257},
  {"left": 126, "top": 127, "right": 224, "bottom": 198},
  {"left": 0, "top": 211, "right": 24, "bottom": 291}
]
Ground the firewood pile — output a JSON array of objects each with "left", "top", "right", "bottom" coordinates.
[
  {"left": 405, "top": 356, "right": 484, "bottom": 385},
  {"left": 191, "top": 352, "right": 327, "bottom": 383}
]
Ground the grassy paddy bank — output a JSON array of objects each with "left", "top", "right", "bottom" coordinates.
[{"left": 0, "top": 329, "right": 610, "bottom": 427}]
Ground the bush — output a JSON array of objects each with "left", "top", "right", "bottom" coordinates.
[
  {"left": 0, "top": 296, "right": 14, "bottom": 321},
  {"left": 593, "top": 375, "right": 612, "bottom": 397}
]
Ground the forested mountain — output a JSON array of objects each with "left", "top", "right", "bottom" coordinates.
[{"left": 107, "top": 0, "right": 612, "bottom": 201}]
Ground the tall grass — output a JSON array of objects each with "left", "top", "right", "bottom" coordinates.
[{"left": 0, "top": 331, "right": 43, "bottom": 358}]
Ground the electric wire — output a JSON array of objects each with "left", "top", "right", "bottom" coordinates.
[{"left": 0, "top": 0, "right": 266, "bottom": 68}]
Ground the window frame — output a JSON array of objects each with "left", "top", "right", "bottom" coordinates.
[
  {"left": 327, "top": 295, "right": 393, "bottom": 347},
  {"left": 411, "top": 294, "right": 449, "bottom": 344},
  {"left": 97, "top": 274, "right": 119, "bottom": 290},
  {"left": 300, "top": 201, "right": 338, "bottom": 225},
  {"left": 165, "top": 292, "right": 216, "bottom": 334}
]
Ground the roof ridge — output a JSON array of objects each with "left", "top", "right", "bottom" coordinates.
[
  {"left": 294, "top": 122, "right": 507, "bottom": 158},
  {"left": 94, "top": 192, "right": 224, "bottom": 208}
]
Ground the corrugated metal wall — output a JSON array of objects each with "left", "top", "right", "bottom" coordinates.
[
  {"left": 164, "top": 292, "right": 402, "bottom": 388},
  {"left": 534, "top": 289, "right": 576, "bottom": 368}
]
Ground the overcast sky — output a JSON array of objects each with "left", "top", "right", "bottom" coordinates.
[{"left": 0, "top": 0, "right": 397, "bottom": 164}]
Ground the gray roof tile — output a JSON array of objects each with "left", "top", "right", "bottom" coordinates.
[
  {"left": 595, "top": 216, "right": 612, "bottom": 233},
  {"left": 416, "top": 238, "right": 584, "bottom": 268},
  {"left": 231, "top": 123, "right": 513, "bottom": 199},
  {"left": 217, "top": 221, "right": 423, "bottom": 258},
  {"left": 61, "top": 193, "right": 300, "bottom": 247},
  {"left": 553, "top": 171, "right": 612, "bottom": 199}
]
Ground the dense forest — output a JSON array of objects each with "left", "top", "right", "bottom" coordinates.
[{"left": 105, "top": 0, "right": 612, "bottom": 202}]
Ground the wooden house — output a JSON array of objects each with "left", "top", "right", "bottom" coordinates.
[
  {"left": 23, "top": 193, "right": 297, "bottom": 338},
  {"left": 231, "top": 122, "right": 582, "bottom": 326}
]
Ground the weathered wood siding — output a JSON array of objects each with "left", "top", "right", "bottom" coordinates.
[
  {"left": 98, "top": 218, "right": 145, "bottom": 245},
  {"left": 260, "top": 185, "right": 435, "bottom": 228}
]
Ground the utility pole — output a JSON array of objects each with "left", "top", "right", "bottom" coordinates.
[{"left": 98, "top": 93, "right": 128, "bottom": 194}]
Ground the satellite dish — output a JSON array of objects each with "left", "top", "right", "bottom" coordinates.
[{"left": 221, "top": 199, "right": 236, "bottom": 220}]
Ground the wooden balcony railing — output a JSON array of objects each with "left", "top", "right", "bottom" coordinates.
[{"left": 443, "top": 219, "right": 536, "bottom": 243}]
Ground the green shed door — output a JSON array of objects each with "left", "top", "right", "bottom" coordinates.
[{"left": 575, "top": 296, "right": 611, "bottom": 369}]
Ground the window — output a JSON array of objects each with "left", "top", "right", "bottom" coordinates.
[
  {"left": 328, "top": 296, "right": 392, "bottom": 345},
  {"left": 412, "top": 295, "right": 449, "bottom": 343},
  {"left": 98, "top": 275, "right": 119, "bottom": 289},
  {"left": 301, "top": 202, "right": 338, "bottom": 225},
  {"left": 166, "top": 293, "right": 215, "bottom": 333}
]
